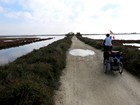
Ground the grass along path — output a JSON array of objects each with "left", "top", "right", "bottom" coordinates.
[{"left": 0, "top": 35, "right": 72, "bottom": 105}]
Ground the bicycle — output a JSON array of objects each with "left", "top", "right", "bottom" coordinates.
[{"left": 103, "top": 51, "right": 123, "bottom": 74}]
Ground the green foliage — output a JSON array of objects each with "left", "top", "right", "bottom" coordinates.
[
  {"left": 76, "top": 32, "right": 82, "bottom": 36},
  {"left": 0, "top": 81, "right": 53, "bottom": 105},
  {"left": 65, "top": 32, "right": 75, "bottom": 37},
  {"left": 0, "top": 36, "right": 72, "bottom": 105},
  {"left": 121, "top": 48, "right": 140, "bottom": 75}
]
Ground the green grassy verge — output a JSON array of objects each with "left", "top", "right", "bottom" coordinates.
[
  {"left": 76, "top": 34, "right": 140, "bottom": 77},
  {"left": 0, "top": 35, "right": 72, "bottom": 105}
]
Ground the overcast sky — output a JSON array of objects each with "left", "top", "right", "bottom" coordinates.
[{"left": 0, "top": 0, "right": 140, "bottom": 35}]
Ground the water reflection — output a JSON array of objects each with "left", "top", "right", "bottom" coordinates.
[
  {"left": 83, "top": 34, "right": 140, "bottom": 50},
  {"left": 83, "top": 34, "right": 140, "bottom": 40},
  {"left": 123, "top": 43, "right": 140, "bottom": 47},
  {"left": 123, "top": 43, "right": 140, "bottom": 50},
  {"left": 0, "top": 36, "right": 65, "bottom": 65}
]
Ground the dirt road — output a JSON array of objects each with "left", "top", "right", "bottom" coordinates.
[{"left": 55, "top": 36, "right": 140, "bottom": 105}]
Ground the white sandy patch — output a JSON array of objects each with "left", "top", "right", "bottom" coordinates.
[{"left": 69, "top": 49, "right": 95, "bottom": 57}]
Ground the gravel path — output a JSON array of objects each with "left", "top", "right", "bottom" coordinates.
[{"left": 55, "top": 36, "right": 140, "bottom": 105}]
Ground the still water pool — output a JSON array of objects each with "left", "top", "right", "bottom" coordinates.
[{"left": 0, "top": 36, "right": 65, "bottom": 65}]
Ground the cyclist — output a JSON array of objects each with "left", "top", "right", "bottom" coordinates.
[{"left": 103, "top": 34, "right": 112, "bottom": 63}]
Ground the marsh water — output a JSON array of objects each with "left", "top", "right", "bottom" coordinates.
[
  {"left": 0, "top": 36, "right": 65, "bottom": 65},
  {"left": 83, "top": 34, "right": 140, "bottom": 49},
  {"left": 0, "top": 34, "right": 140, "bottom": 65},
  {"left": 83, "top": 34, "right": 140, "bottom": 40}
]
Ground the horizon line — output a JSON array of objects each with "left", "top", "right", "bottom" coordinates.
[{"left": 0, "top": 32, "right": 140, "bottom": 37}]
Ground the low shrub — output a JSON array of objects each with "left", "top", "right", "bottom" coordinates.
[{"left": 0, "top": 80, "right": 53, "bottom": 105}]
